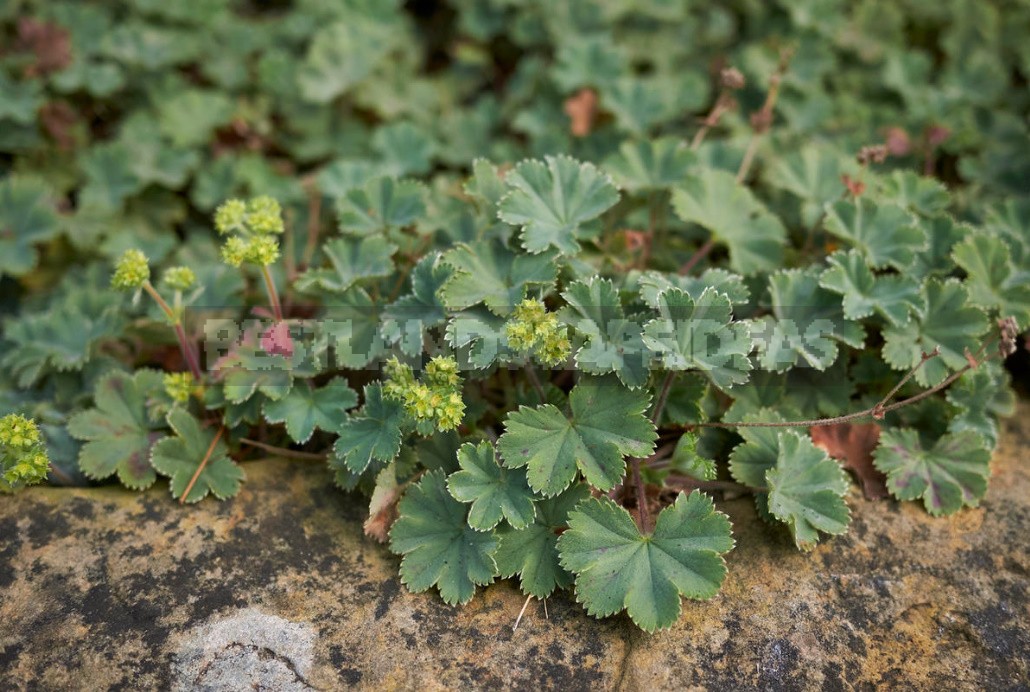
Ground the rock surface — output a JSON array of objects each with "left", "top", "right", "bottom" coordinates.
[{"left": 1, "top": 405, "right": 1028, "bottom": 690}]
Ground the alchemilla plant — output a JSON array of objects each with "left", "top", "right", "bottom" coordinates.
[{"left": 2, "top": 0, "right": 1028, "bottom": 632}]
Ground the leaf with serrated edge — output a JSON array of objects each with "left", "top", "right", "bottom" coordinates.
[
  {"left": 263, "top": 378, "right": 357, "bottom": 444},
  {"left": 337, "top": 176, "right": 426, "bottom": 235},
  {"left": 766, "top": 431, "right": 851, "bottom": 550},
  {"left": 498, "top": 155, "right": 619, "bottom": 255},
  {"left": 150, "top": 409, "right": 243, "bottom": 503},
  {"left": 882, "top": 279, "right": 989, "bottom": 387},
  {"left": 447, "top": 441, "right": 536, "bottom": 530},
  {"left": 67, "top": 370, "right": 166, "bottom": 489},
  {"left": 819, "top": 250, "right": 921, "bottom": 325},
  {"left": 642, "top": 287, "right": 752, "bottom": 388},
  {"left": 495, "top": 483, "right": 591, "bottom": 598},
  {"left": 440, "top": 240, "right": 557, "bottom": 316},
  {"left": 295, "top": 236, "right": 397, "bottom": 294},
  {"left": 823, "top": 197, "right": 927, "bottom": 270},
  {"left": 562, "top": 277, "right": 649, "bottom": 388},
  {"left": 330, "top": 383, "right": 404, "bottom": 475},
  {"left": 497, "top": 375, "right": 656, "bottom": 495},
  {"left": 556, "top": 492, "right": 734, "bottom": 633},
  {"left": 604, "top": 137, "right": 696, "bottom": 191},
  {"left": 873, "top": 429, "right": 991, "bottom": 516},
  {"left": 952, "top": 232, "right": 1030, "bottom": 328},
  {"left": 390, "top": 470, "right": 498, "bottom": 605}
]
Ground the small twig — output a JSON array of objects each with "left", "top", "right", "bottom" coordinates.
[
  {"left": 173, "top": 322, "right": 204, "bottom": 381},
  {"left": 513, "top": 594, "right": 533, "bottom": 632},
  {"left": 735, "top": 51, "right": 791, "bottom": 184},
  {"left": 871, "top": 346, "right": 939, "bottom": 418},
  {"left": 631, "top": 456, "right": 651, "bottom": 534},
  {"left": 239, "top": 438, "right": 327, "bottom": 461},
  {"left": 180, "top": 427, "right": 224, "bottom": 504},
  {"left": 677, "top": 238, "right": 716, "bottom": 275}
]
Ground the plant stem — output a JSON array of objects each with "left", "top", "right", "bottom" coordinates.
[
  {"left": 871, "top": 347, "right": 940, "bottom": 418},
  {"left": 650, "top": 371, "right": 676, "bottom": 425},
  {"left": 666, "top": 475, "right": 757, "bottom": 494},
  {"left": 523, "top": 363, "right": 547, "bottom": 402},
  {"left": 677, "top": 238, "right": 715, "bottom": 275},
  {"left": 698, "top": 344, "right": 995, "bottom": 430},
  {"left": 180, "top": 426, "right": 224, "bottom": 504},
  {"left": 143, "top": 282, "right": 202, "bottom": 380},
  {"left": 632, "top": 456, "right": 651, "bottom": 534},
  {"left": 735, "top": 136, "right": 761, "bottom": 183},
  {"left": 260, "top": 265, "right": 284, "bottom": 322},
  {"left": 239, "top": 438, "right": 327, "bottom": 461}
]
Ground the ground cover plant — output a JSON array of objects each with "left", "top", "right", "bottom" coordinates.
[{"left": 2, "top": 0, "right": 1029, "bottom": 632}]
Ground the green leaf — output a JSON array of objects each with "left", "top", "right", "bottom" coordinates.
[
  {"left": 440, "top": 241, "right": 557, "bottom": 316},
  {"left": 497, "top": 375, "right": 657, "bottom": 496},
  {"left": 390, "top": 470, "right": 498, "bottom": 605},
  {"left": 67, "top": 370, "right": 166, "bottom": 489},
  {"left": 909, "top": 215, "right": 967, "bottom": 278},
  {"left": 263, "top": 378, "right": 357, "bottom": 444},
  {"left": 952, "top": 232, "right": 1030, "bottom": 327},
  {"left": 823, "top": 198, "right": 927, "bottom": 270},
  {"left": 447, "top": 441, "right": 536, "bottom": 530},
  {"left": 150, "top": 409, "right": 243, "bottom": 503},
  {"left": 604, "top": 137, "right": 696, "bottom": 191},
  {"left": 295, "top": 235, "right": 398, "bottom": 294},
  {"left": 330, "top": 383, "right": 405, "bottom": 476},
  {"left": 873, "top": 429, "right": 991, "bottom": 516},
  {"left": 372, "top": 121, "right": 438, "bottom": 177},
  {"left": 728, "top": 409, "right": 788, "bottom": 490},
  {"left": 446, "top": 307, "right": 510, "bottom": 370},
  {"left": 766, "top": 431, "right": 851, "bottom": 551},
  {"left": 78, "top": 142, "right": 144, "bottom": 211},
  {"left": 671, "top": 167, "right": 786, "bottom": 274},
  {"left": 498, "top": 155, "right": 620, "bottom": 254},
  {"left": 755, "top": 268, "right": 865, "bottom": 372},
  {"left": 494, "top": 483, "right": 591, "bottom": 598},
  {"left": 0, "top": 73, "right": 43, "bottom": 125},
  {"left": 764, "top": 144, "right": 853, "bottom": 227},
  {"left": 0, "top": 176, "right": 61, "bottom": 278},
  {"left": 668, "top": 433, "right": 716, "bottom": 481},
  {"left": 217, "top": 348, "right": 294, "bottom": 404},
  {"left": 336, "top": 176, "right": 427, "bottom": 235},
  {"left": 642, "top": 287, "right": 753, "bottom": 388},
  {"left": 819, "top": 250, "right": 921, "bottom": 325},
  {"left": 317, "top": 287, "right": 385, "bottom": 369},
  {"left": 156, "top": 88, "right": 235, "bottom": 148},
  {"left": 382, "top": 255, "right": 452, "bottom": 357},
  {"left": 882, "top": 279, "right": 990, "bottom": 387},
  {"left": 298, "top": 19, "right": 399, "bottom": 103},
  {"left": 876, "top": 170, "right": 949, "bottom": 217},
  {"left": 556, "top": 492, "right": 734, "bottom": 633},
  {"left": 637, "top": 268, "right": 750, "bottom": 308},
  {"left": 561, "top": 277, "right": 649, "bottom": 388},
  {"left": 946, "top": 362, "right": 1015, "bottom": 447}
]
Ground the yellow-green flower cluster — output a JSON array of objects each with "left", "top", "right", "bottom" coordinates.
[
  {"left": 163, "top": 372, "right": 195, "bottom": 404},
  {"left": 111, "top": 249, "right": 151, "bottom": 290},
  {"left": 163, "top": 266, "right": 196, "bottom": 291},
  {"left": 383, "top": 356, "right": 466, "bottom": 431},
  {"left": 0, "top": 414, "right": 50, "bottom": 492},
  {"left": 214, "top": 196, "right": 284, "bottom": 267},
  {"left": 505, "top": 299, "right": 571, "bottom": 366}
]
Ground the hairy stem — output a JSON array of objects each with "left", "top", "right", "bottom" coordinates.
[
  {"left": 260, "top": 265, "right": 284, "bottom": 322},
  {"left": 143, "top": 282, "right": 202, "bottom": 380},
  {"left": 632, "top": 456, "right": 651, "bottom": 533},
  {"left": 650, "top": 371, "right": 676, "bottom": 425}
]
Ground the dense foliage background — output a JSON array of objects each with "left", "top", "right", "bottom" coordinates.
[{"left": 1, "top": 0, "right": 1028, "bottom": 630}]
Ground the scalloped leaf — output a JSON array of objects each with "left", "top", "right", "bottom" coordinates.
[
  {"left": 819, "top": 250, "right": 921, "bottom": 325},
  {"left": 336, "top": 176, "right": 426, "bottom": 235},
  {"left": 497, "top": 375, "right": 656, "bottom": 496},
  {"left": 150, "top": 409, "right": 243, "bottom": 503},
  {"left": 67, "top": 370, "right": 166, "bottom": 490},
  {"left": 766, "top": 431, "right": 851, "bottom": 550},
  {"left": 494, "top": 482, "right": 591, "bottom": 598},
  {"left": 604, "top": 137, "right": 697, "bottom": 191},
  {"left": 440, "top": 240, "right": 557, "bottom": 316},
  {"left": 390, "top": 470, "right": 498, "bottom": 606},
  {"left": 823, "top": 197, "right": 927, "bottom": 270},
  {"left": 498, "top": 155, "right": 620, "bottom": 255},
  {"left": 873, "top": 429, "right": 991, "bottom": 516},
  {"left": 642, "top": 286, "right": 752, "bottom": 388},
  {"left": 295, "top": 235, "right": 397, "bottom": 294},
  {"left": 952, "top": 232, "right": 1030, "bottom": 327},
  {"left": 556, "top": 492, "right": 734, "bottom": 633},
  {"left": 330, "top": 383, "right": 405, "bottom": 476},
  {"left": 882, "top": 279, "right": 990, "bottom": 387},
  {"left": 262, "top": 378, "right": 357, "bottom": 444},
  {"left": 561, "top": 277, "right": 649, "bottom": 388},
  {"left": 0, "top": 176, "right": 61, "bottom": 278},
  {"left": 671, "top": 167, "right": 786, "bottom": 274},
  {"left": 447, "top": 441, "right": 536, "bottom": 531}
]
